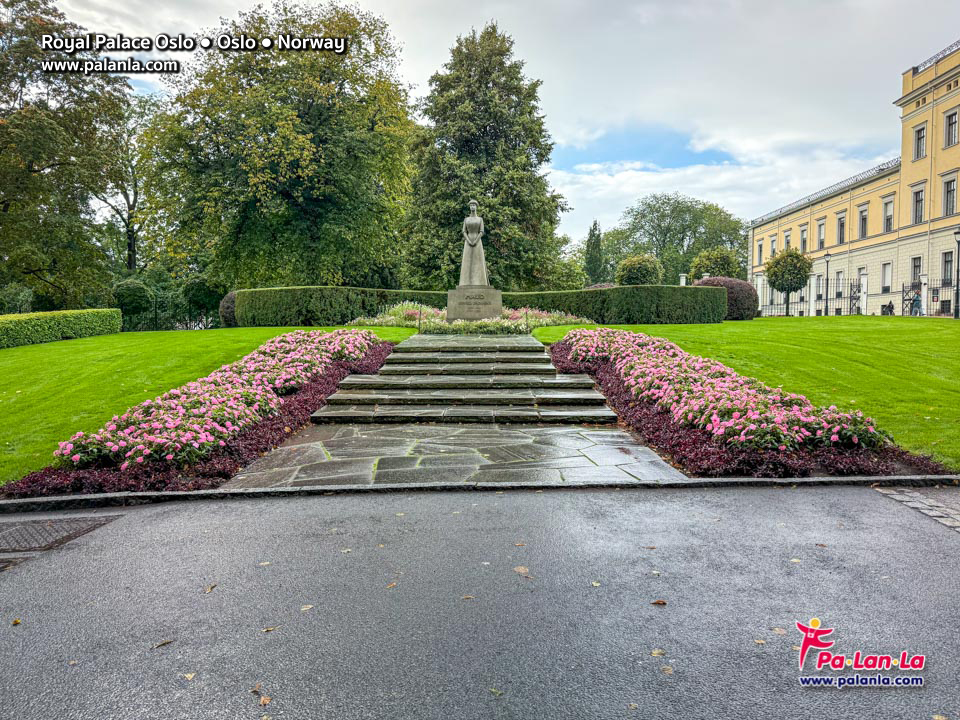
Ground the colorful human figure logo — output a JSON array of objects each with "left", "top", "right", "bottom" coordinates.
[{"left": 796, "top": 617, "right": 835, "bottom": 670}]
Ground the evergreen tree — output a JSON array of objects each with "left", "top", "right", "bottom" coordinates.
[
  {"left": 764, "top": 248, "right": 812, "bottom": 316},
  {"left": 583, "top": 220, "right": 605, "bottom": 284},
  {"left": 403, "top": 23, "right": 567, "bottom": 291}
]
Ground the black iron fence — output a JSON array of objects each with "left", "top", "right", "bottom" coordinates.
[{"left": 123, "top": 291, "right": 216, "bottom": 331}]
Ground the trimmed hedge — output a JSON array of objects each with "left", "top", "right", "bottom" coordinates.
[
  {"left": 235, "top": 285, "right": 726, "bottom": 326},
  {"left": 0, "top": 309, "right": 122, "bottom": 350},
  {"left": 693, "top": 277, "right": 759, "bottom": 321}
]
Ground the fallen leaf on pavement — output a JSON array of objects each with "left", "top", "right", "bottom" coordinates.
[
  {"left": 591, "top": 581, "right": 601, "bottom": 587},
  {"left": 651, "top": 570, "right": 661, "bottom": 576},
  {"left": 377, "top": 544, "right": 385, "bottom": 548},
  {"left": 251, "top": 683, "right": 262, "bottom": 695},
  {"left": 628, "top": 703, "right": 638, "bottom": 710},
  {"left": 183, "top": 673, "right": 195, "bottom": 681},
  {"left": 790, "top": 558, "right": 801, "bottom": 563},
  {"left": 932, "top": 715, "right": 948, "bottom": 720},
  {"left": 300, "top": 605, "right": 314, "bottom": 612},
  {"left": 489, "top": 688, "right": 503, "bottom": 697},
  {"left": 259, "top": 696, "right": 272, "bottom": 706},
  {"left": 661, "top": 666, "right": 673, "bottom": 675},
  {"left": 462, "top": 595, "right": 476, "bottom": 600},
  {"left": 513, "top": 566, "right": 529, "bottom": 574},
  {"left": 341, "top": 548, "right": 352, "bottom": 554},
  {"left": 643, "top": 546, "right": 657, "bottom": 550},
  {"left": 68, "top": 660, "right": 77, "bottom": 666},
  {"left": 11, "top": 618, "right": 21, "bottom": 626},
  {"left": 650, "top": 599, "right": 667, "bottom": 606},
  {"left": 262, "top": 626, "right": 280, "bottom": 633},
  {"left": 152, "top": 640, "right": 173, "bottom": 649},
  {"left": 395, "top": 513, "right": 405, "bottom": 517},
  {"left": 791, "top": 645, "right": 802, "bottom": 651},
  {"left": 755, "top": 639, "right": 766, "bottom": 645},
  {"left": 651, "top": 648, "right": 665, "bottom": 657},
  {"left": 204, "top": 584, "right": 217, "bottom": 593},
  {"left": 386, "top": 582, "right": 397, "bottom": 589},
  {"left": 258, "top": 562, "right": 271, "bottom": 567},
  {"left": 815, "top": 543, "right": 827, "bottom": 548},
  {"left": 514, "top": 543, "right": 525, "bottom": 547},
  {"left": 772, "top": 628, "right": 787, "bottom": 635}
]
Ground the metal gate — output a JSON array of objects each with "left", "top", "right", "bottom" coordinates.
[
  {"left": 848, "top": 281, "right": 862, "bottom": 315},
  {"left": 902, "top": 282, "right": 923, "bottom": 316}
]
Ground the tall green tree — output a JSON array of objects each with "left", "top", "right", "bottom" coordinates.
[
  {"left": 0, "top": 0, "right": 127, "bottom": 307},
  {"left": 618, "top": 193, "right": 747, "bottom": 285},
  {"left": 402, "top": 23, "right": 567, "bottom": 291},
  {"left": 583, "top": 220, "right": 605, "bottom": 284},
  {"left": 151, "top": 1, "right": 413, "bottom": 289}
]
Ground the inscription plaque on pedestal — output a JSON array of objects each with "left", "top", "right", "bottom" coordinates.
[{"left": 447, "top": 285, "right": 503, "bottom": 321}]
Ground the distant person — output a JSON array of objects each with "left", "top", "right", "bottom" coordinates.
[{"left": 911, "top": 295, "right": 922, "bottom": 316}]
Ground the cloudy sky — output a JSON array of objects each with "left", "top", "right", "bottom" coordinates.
[{"left": 61, "top": 0, "right": 960, "bottom": 240}]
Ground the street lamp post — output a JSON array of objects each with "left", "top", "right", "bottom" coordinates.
[
  {"left": 824, "top": 251, "right": 832, "bottom": 316},
  {"left": 954, "top": 229, "right": 960, "bottom": 319}
]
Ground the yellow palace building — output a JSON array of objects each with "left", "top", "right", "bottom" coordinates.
[{"left": 750, "top": 38, "right": 960, "bottom": 317}]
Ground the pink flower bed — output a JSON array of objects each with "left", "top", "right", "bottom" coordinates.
[
  {"left": 564, "top": 328, "right": 888, "bottom": 452},
  {"left": 54, "top": 329, "right": 380, "bottom": 470}
]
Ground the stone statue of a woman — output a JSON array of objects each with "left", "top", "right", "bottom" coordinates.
[{"left": 459, "top": 199, "right": 489, "bottom": 286}]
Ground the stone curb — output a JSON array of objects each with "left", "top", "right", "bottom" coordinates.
[{"left": 1, "top": 474, "right": 957, "bottom": 514}]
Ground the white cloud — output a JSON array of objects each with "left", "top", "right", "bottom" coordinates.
[{"left": 56, "top": 0, "right": 960, "bottom": 238}]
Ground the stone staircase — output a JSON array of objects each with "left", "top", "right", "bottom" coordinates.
[{"left": 311, "top": 334, "right": 618, "bottom": 424}]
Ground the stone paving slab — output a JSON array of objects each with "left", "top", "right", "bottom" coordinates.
[
  {"left": 326, "top": 388, "right": 605, "bottom": 405},
  {"left": 875, "top": 486, "right": 960, "bottom": 533},
  {"left": 390, "top": 334, "right": 545, "bottom": 352},
  {"left": 222, "top": 423, "right": 687, "bottom": 490}
]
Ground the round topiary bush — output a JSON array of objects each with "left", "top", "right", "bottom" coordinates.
[
  {"left": 219, "top": 290, "right": 237, "bottom": 328},
  {"left": 113, "top": 279, "right": 154, "bottom": 317},
  {"left": 694, "top": 276, "right": 758, "bottom": 320},
  {"left": 182, "top": 274, "right": 222, "bottom": 320},
  {"left": 614, "top": 254, "right": 664, "bottom": 285},
  {"left": 689, "top": 247, "right": 741, "bottom": 280}
]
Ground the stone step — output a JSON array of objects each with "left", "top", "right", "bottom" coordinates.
[
  {"left": 384, "top": 352, "right": 550, "bottom": 364},
  {"left": 326, "top": 388, "right": 606, "bottom": 406},
  {"left": 311, "top": 404, "right": 619, "bottom": 425},
  {"left": 379, "top": 363, "right": 557, "bottom": 376},
  {"left": 391, "top": 337, "right": 546, "bottom": 353},
  {"left": 339, "top": 374, "right": 595, "bottom": 390}
]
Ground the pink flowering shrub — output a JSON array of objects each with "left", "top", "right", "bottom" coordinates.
[
  {"left": 54, "top": 329, "right": 379, "bottom": 470},
  {"left": 564, "top": 328, "right": 889, "bottom": 452}
]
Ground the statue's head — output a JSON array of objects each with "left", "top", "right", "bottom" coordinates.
[{"left": 468, "top": 199, "right": 479, "bottom": 214}]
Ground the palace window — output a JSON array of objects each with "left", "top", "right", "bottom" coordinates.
[
  {"left": 858, "top": 208, "right": 868, "bottom": 239},
  {"left": 914, "top": 125, "right": 926, "bottom": 160},
  {"left": 881, "top": 263, "right": 892, "bottom": 293},
  {"left": 757, "top": 241, "right": 763, "bottom": 264},
  {"left": 945, "top": 178, "right": 957, "bottom": 216},
  {"left": 784, "top": 231, "right": 791, "bottom": 251},
  {"left": 817, "top": 221, "right": 825, "bottom": 250},
  {"left": 835, "top": 270, "right": 844, "bottom": 298},
  {"left": 800, "top": 228, "right": 807, "bottom": 253},
  {"left": 883, "top": 199, "right": 894, "bottom": 232},
  {"left": 770, "top": 236, "right": 777, "bottom": 255},
  {"left": 946, "top": 111, "right": 958, "bottom": 148},
  {"left": 815, "top": 274, "right": 823, "bottom": 300},
  {"left": 837, "top": 215, "right": 845, "bottom": 245},
  {"left": 912, "top": 256, "right": 922, "bottom": 284},
  {"left": 944, "top": 251, "right": 955, "bottom": 287},
  {"left": 913, "top": 188, "right": 925, "bottom": 224}
]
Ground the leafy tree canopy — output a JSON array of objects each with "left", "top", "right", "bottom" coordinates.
[
  {"left": 615, "top": 254, "right": 664, "bottom": 285},
  {"left": 402, "top": 23, "right": 567, "bottom": 291},
  {"left": 0, "top": 0, "right": 128, "bottom": 308},
  {"left": 764, "top": 247, "right": 812, "bottom": 315},
  {"left": 151, "top": 1, "right": 414, "bottom": 290},
  {"left": 689, "top": 246, "right": 741, "bottom": 281}
]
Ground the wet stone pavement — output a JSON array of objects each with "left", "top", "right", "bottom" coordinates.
[{"left": 221, "top": 424, "right": 688, "bottom": 490}]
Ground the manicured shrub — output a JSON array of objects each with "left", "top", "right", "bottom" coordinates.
[
  {"left": 0, "top": 309, "right": 122, "bottom": 349},
  {"left": 113, "top": 279, "right": 154, "bottom": 317},
  {"left": 614, "top": 254, "right": 664, "bottom": 285},
  {"left": 236, "top": 284, "right": 726, "bottom": 326},
  {"left": 693, "top": 276, "right": 758, "bottom": 321},
  {"left": 219, "top": 291, "right": 238, "bottom": 327}
]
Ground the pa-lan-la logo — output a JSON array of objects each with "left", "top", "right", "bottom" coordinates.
[{"left": 796, "top": 617, "right": 926, "bottom": 672}]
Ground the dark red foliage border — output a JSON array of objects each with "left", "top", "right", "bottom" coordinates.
[
  {"left": 550, "top": 340, "right": 949, "bottom": 478},
  {"left": 3, "top": 343, "right": 395, "bottom": 498}
]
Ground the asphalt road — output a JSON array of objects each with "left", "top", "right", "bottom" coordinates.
[{"left": 1, "top": 486, "right": 958, "bottom": 720}]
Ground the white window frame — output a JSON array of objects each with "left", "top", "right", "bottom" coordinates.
[
  {"left": 883, "top": 198, "right": 894, "bottom": 232},
  {"left": 944, "top": 175, "right": 957, "bottom": 217},
  {"left": 817, "top": 220, "right": 826, "bottom": 249},
  {"left": 945, "top": 108, "right": 958, "bottom": 148},
  {"left": 836, "top": 213, "right": 846, "bottom": 245},
  {"left": 800, "top": 227, "right": 808, "bottom": 253},
  {"left": 914, "top": 123, "right": 927, "bottom": 161},
  {"left": 858, "top": 206, "right": 869, "bottom": 239},
  {"left": 881, "top": 262, "right": 892, "bottom": 293},
  {"left": 913, "top": 187, "right": 925, "bottom": 224}
]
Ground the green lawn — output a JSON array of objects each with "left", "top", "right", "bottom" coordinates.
[
  {"left": 0, "top": 326, "right": 414, "bottom": 485},
  {"left": 534, "top": 316, "right": 960, "bottom": 470}
]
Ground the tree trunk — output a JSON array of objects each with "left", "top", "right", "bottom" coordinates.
[
  {"left": 785, "top": 291, "right": 791, "bottom": 317},
  {"left": 126, "top": 222, "right": 136, "bottom": 272}
]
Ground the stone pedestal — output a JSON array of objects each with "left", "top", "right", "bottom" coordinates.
[{"left": 446, "top": 285, "right": 502, "bottom": 322}]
